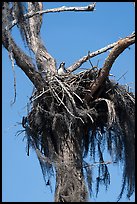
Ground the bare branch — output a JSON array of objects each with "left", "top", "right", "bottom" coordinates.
[
  {"left": 37, "top": 3, "right": 96, "bottom": 13},
  {"left": 90, "top": 33, "right": 135, "bottom": 95},
  {"left": 6, "top": 3, "right": 96, "bottom": 30},
  {"left": 67, "top": 33, "right": 135, "bottom": 73},
  {"left": 67, "top": 43, "right": 118, "bottom": 73},
  {"left": 2, "top": 32, "right": 45, "bottom": 91}
]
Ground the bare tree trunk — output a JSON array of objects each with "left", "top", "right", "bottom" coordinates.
[
  {"left": 54, "top": 136, "right": 88, "bottom": 202},
  {"left": 2, "top": 2, "right": 135, "bottom": 202}
]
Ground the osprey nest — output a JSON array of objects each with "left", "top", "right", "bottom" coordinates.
[{"left": 22, "top": 67, "right": 135, "bottom": 200}]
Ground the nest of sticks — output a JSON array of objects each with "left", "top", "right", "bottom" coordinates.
[{"left": 22, "top": 67, "right": 135, "bottom": 200}]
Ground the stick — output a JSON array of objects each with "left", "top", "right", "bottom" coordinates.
[
  {"left": 51, "top": 86, "right": 84, "bottom": 124},
  {"left": 54, "top": 76, "right": 76, "bottom": 107}
]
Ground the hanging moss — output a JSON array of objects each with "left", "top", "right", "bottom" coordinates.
[{"left": 22, "top": 68, "right": 134, "bottom": 201}]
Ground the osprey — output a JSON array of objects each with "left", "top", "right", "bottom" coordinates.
[{"left": 57, "top": 62, "right": 67, "bottom": 75}]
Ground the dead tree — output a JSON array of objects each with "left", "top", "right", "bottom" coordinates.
[{"left": 2, "top": 2, "right": 135, "bottom": 202}]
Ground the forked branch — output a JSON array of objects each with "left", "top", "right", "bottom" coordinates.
[
  {"left": 2, "top": 32, "right": 45, "bottom": 90},
  {"left": 67, "top": 33, "right": 135, "bottom": 73},
  {"left": 90, "top": 33, "right": 135, "bottom": 95}
]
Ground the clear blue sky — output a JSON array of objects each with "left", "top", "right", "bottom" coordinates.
[{"left": 2, "top": 2, "right": 135, "bottom": 202}]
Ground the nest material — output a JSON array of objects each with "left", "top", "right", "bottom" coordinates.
[{"left": 23, "top": 68, "right": 135, "bottom": 200}]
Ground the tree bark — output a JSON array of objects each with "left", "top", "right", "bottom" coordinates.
[{"left": 54, "top": 135, "right": 88, "bottom": 202}]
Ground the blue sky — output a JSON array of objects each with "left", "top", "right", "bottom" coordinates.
[{"left": 2, "top": 2, "right": 135, "bottom": 202}]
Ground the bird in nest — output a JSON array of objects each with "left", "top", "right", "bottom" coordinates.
[{"left": 57, "top": 62, "right": 68, "bottom": 75}]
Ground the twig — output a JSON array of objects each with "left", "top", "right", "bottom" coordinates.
[
  {"left": 57, "top": 85, "right": 65, "bottom": 106},
  {"left": 67, "top": 33, "right": 135, "bottom": 73},
  {"left": 126, "top": 92, "right": 135, "bottom": 104},
  {"left": 73, "top": 92, "right": 84, "bottom": 104},
  {"left": 63, "top": 82, "right": 84, "bottom": 103},
  {"left": 87, "top": 113, "right": 94, "bottom": 123},
  {"left": 31, "top": 88, "right": 50, "bottom": 102},
  {"left": 83, "top": 160, "right": 117, "bottom": 168},
  {"left": 117, "top": 71, "right": 128, "bottom": 82},
  {"left": 54, "top": 76, "right": 76, "bottom": 107},
  {"left": 88, "top": 51, "right": 94, "bottom": 68},
  {"left": 6, "top": 3, "right": 96, "bottom": 30},
  {"left": 51, "top": 86, "right": 84, "bottom": 124}
]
